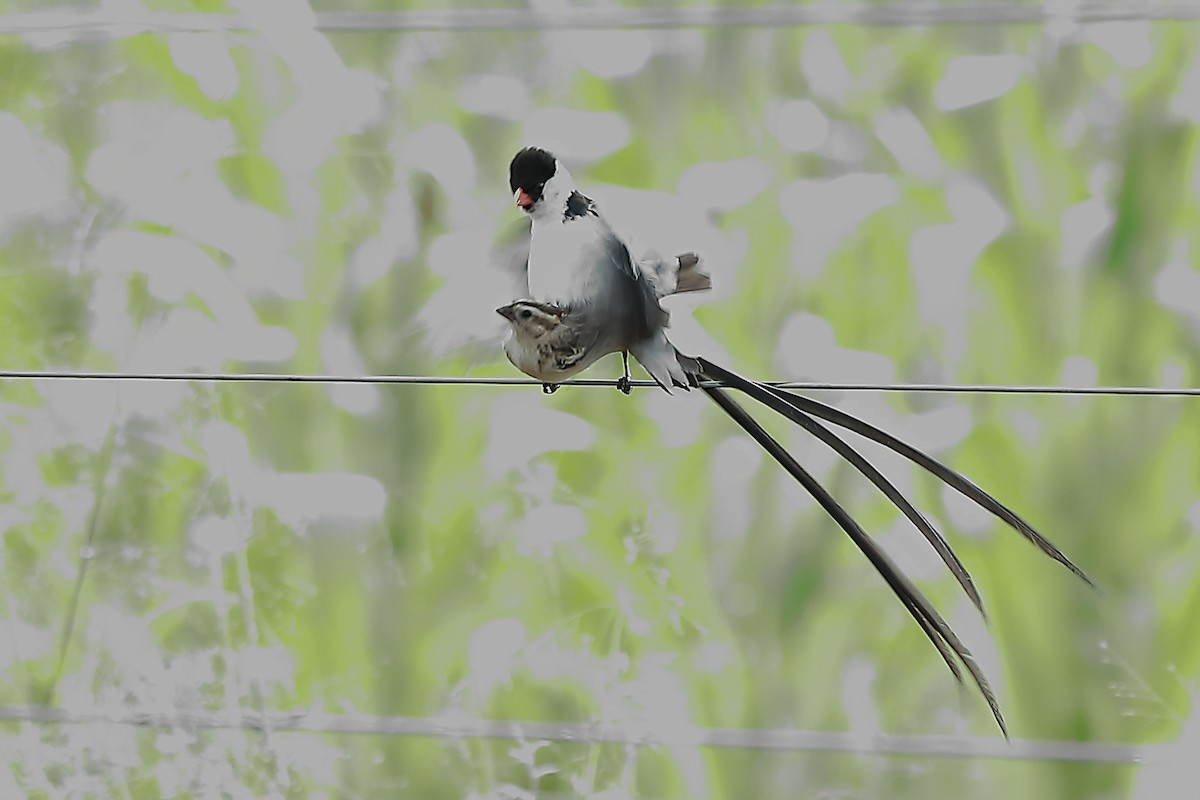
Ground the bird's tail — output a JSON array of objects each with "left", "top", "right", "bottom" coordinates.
[
  {"left": 672, "top": 252, "right": 712, "bottom": 294},
  {"left": 676, "top": 351, "right": 1096, "bottom": 735},
  {"left": 641, "top": 251, "right": 712, "bottom": 297},
  {"left": 694, "top": 358, "right": 1094, "bottom": 588},
  {"left": 630, "top": 332, "right": 695, "bottom": 392}
]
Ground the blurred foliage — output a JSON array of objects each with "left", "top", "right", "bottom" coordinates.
[{"left": 1, "top": 2, "right": 1200, "bottom": 798}]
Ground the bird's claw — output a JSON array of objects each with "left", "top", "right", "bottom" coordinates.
[
  {"left": 542, "top": 383, "right": 559, "bottom": 394},
  {"left": 616, "top": 376, "right": 632, "bottom": 395}
]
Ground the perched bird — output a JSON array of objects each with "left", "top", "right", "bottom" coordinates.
[
  {"left": 501, "top": 147, "right": 1094, "bottom": 735},
  {"left": 509, "top": 146, "right": 710, "bottom": 392},
  {"left": 497, "top": 299, "right": 602, "bottom": 392}
]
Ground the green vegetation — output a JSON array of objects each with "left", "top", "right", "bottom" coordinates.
[{"left": 1, "top": 7, "right": 1197, "bottom": 798}]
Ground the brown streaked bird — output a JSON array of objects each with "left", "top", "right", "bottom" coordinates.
[{"left": 497, "top": 299, "right": 600, "bottom": 393}]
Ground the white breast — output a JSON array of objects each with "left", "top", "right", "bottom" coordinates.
[
  {"left": 527, "top": 218, "right": 607, "bottom": 307},
  {"left": 502, "top": 333, "right": 552, "bottom": 381}
]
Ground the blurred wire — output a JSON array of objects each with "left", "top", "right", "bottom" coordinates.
[
  {"left": 315, "top": 3, "right": 1200, "bottom": 29},
  {"left": 0, "top": 704, "right": 1149, "bottom": 763},
  {"left": 1, "top": 369, "right": 1198, "bottom": 396},
  {"left": 1, "top": 3, "right": 1199, "bottom": 36}
]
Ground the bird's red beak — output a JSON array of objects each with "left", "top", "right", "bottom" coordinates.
[{"left": 514, "top": 188, "right": 534, "bottom": 209}]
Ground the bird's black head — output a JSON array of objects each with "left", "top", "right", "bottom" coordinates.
[{"left": 509, "top": 147, "right": 557, "bottom": 209}]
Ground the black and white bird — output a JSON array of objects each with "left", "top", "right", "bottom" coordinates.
[
  {"left": 509, "top": 146, "right": 710, "bottom": 393},
  {"left": 501, "top": 146, "right": 1094, "bottom": 735}
]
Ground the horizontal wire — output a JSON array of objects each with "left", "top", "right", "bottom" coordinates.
[
  {"left": 0, "top": 704, "right": 1151, "bottom": 764},
  {"left": 314, "top": 3, "right": 1200, "bottom": 29},
  {"left": 0, "top": 3, "right": 1198, "bottom": 37},
  {"left": 0, "top": 369, "right": 1198, "bottom": 396}
]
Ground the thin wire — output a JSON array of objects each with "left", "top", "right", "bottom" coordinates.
[
  {"left": 314, "top": 3, "right": 1200, "bottom": 29},
  {"left": 1, "top": 369, "right": 1198, "bottom": 396},
  {"left": 0, "top": 3, "right": 1198, "bottom": 36},
  {"left": 0, "top": 704, "right": 1151, "bottom": 764}
]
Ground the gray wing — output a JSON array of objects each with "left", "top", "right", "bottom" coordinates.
[
  {"left": 565, "top": 189, "right": 669, "bottom": 334},
  {"left": 594, "top": 212, "right": 641, "bottom": 282},
  {"left": 593, "top": 211, "right": 671, "bottom": 336}
]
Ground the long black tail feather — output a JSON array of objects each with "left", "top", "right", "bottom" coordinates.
[
  {"left": 697, "top": 359, "right": 986, "bottom": 618},
  {"left": 701, "top": 385, "right": 1008, "bottom": 737},
  {"left": 697, "top": 358, "right": 1094, "bottom": 590},
  {"left": 682, "top": 354, "right": 1099, "bottom": 734}
]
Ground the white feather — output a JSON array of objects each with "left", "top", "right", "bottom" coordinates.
[{"left": 527, "top": 215, "right": 612, "bottom": 306}]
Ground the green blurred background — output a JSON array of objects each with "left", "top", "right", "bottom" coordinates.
[{"left": 1, "top": 2, "right": 1199, "bottom": 798}]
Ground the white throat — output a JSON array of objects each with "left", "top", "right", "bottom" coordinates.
[{"left": 529, "top": 164, "right": 576, "bottom": 224}]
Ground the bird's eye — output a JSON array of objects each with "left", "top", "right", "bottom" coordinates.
[{"left": 519, "top": 309, "right": 532, "bottom": 319}]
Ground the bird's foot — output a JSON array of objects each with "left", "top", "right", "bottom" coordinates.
[
  {"left": 616, "top": 376, "right": 632, "bottom": 395},
  {"left": 542, "top": 383, "right": 559, "bottom": 394}
]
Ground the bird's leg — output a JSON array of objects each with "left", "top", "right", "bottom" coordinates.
[
  {"left": 542, "top": 383, "right": 559, "bottom": 394},
  {"left": 616, "top": 351, "right": 632, "bottom": 394}
]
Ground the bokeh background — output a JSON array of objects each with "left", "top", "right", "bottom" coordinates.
[{"left": 2, "top": 1, "right": 1200, "bottom": 798}]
